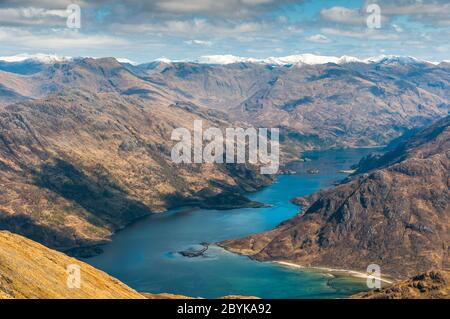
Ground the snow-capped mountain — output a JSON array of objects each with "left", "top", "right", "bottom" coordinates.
[
  {"left": 195, "top": 55, "right": 261, "bottom": 64},
  {"left": 193, "top": 54, "right": 436, "bottom": 66},
  {"left": 363, "top": 55, "right": 424, "bottom": 65},
  {"left": 0, "top": 53, "right": 446, "bottom": 74},
  {"left": 0, "top": 54, "right": 73, "bottom": 75},
  {"left": 196, "top": 54, "right": 361, "bottom": 65},
  {"left": 115, "top": 58, "right": 138, "bottom": 65}
]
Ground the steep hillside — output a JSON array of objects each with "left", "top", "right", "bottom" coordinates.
[
  {"left": 352, "top": 269, "right": 449, "bottom": 299},
  {"left": 0, "top": 89, "right": 271, "bottom": 254},
  {"left": 220, "top": 117, "right": 450, "bottom": 278},
  {"left": 0, "top": 231, "right": 144, "bottom": 299}
]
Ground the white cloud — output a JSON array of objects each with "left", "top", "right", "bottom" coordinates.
[
  {"left": 321, "top": 27, "right": 400, "bottom": 40},
  {"left": 153, "top": 0, "right": 289, "bottom": 17},
  {"left": 184, "top": 39, "right": 213, "bottom": 46},
  {"left": 113, "top": 19, "right": 263, "bottom": 37},
  {"left": 0, "top": 7, "right": 68, "bottom": 26},
  {"left": 306, "top": 34, "right": 330, "bottom": 43},
  {"left": 368, "top": 1, "right": 450, "bottom": 27},
  {"left": 0, "top": 28, "right": 127, "bottom": 49},
  {"left": 320, "top": 6, "right": 366, "bottom": 25},
  {"left": 380, "top": 2, "right": 449, "bottom": 15}
]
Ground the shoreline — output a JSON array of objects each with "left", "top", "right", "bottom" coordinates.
[{"left": 274, "top": 261, "right": 394, "bottom": 284}]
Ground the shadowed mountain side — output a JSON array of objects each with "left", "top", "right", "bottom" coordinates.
[
  {"left": 220, "top": 117, "right": 450, "bottom": 279},
  {"left": 33, "top": 159, "right": 152, "bottom": 228},
  {"left": 0, "top": 90, "right": 272, "bottom": 253}
]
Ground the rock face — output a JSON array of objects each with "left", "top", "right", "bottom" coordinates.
[
  {"left": 220, "top": 116, "right": 450, "bottom": 279},
  {"left": 0, "top": 231, "right": 144, "bottom": 299},
  {"left": 352, "top": 269, "right": 450, "bottom": 299}
]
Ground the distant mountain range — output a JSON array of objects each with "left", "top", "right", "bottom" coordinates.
[
  {"left": 1, "top": 53, "right": 448, "bottom": 66},
  {"left": 1, "top": 54, "right": 448, "bottom": 151},
  {"left": 0, "top": 53, "right": 448, "bottom": 255}
]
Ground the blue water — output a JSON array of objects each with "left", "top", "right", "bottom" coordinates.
[{"left": 86, "top": 148, "right": 378, "bottom": 298}]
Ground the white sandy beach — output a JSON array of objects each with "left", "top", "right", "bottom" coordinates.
[{"left": 274, "top": 261, "right": 394, "bottom": 284}]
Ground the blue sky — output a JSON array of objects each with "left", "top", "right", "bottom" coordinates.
[{"left": 0, "top": 0, "right": 449, "bottom": 63}]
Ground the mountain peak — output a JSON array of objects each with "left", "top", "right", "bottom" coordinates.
[
  {"left": 365, "top": 55, "right": 422, "bottom": 65},
  {"left": 194, "top": 54, "right": 348, "bottom": 65}
]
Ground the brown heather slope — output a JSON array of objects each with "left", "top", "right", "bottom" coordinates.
[
  {"left": 220, "top": 116, "right": 450, "bottom": 279},
  {"left": 0, "top": 230, "right": 144, "bottom": 299},
  {"left": 352, "top": 269, "right": 449, "bottom": 299}
]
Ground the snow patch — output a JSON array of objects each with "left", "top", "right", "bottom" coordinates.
[{"left": 0, "top": 53, "right": 71, "bottom": 63}]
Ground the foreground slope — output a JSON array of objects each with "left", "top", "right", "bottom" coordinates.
[
  {"left": 0, "top": 231, "right": 144, "bottom": 299},
  {"left": 352, "top": 269, "right": 449, "bottom": 299},
  {"left": 220, "top": 116, "right": 450, "bottom": 278}
]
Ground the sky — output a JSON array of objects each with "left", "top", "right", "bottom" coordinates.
[{"left": 0, "top": 0, "right": 449, "bottom": 63}]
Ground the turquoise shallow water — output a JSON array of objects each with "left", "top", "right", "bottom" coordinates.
[{"left": 85, "top": 148, "right": 378, "bottom": 298}]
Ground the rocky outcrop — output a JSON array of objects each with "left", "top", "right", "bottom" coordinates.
[
  {"left": 220, "top": 116, "right": 450, "bottom": 279},
  {"left": 352, "top": 269, "right": 449, "bottom": 299},
  {"left": 0, "top": 231, "right": 144, "bottom": 299}
]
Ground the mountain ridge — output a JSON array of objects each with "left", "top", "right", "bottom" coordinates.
[
  {"left": 0, "top": 53, "right": 447, "bottom": 67},
  {"left": 219, "top": 116, "right": 450, "bottom": 278}
]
